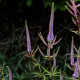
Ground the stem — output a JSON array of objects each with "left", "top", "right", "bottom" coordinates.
[
  {"left": 31, "top": 56, "right": 38, "bottom": 65},
  {"left": 49, "top": 59, "right": 53, "bottom": 80},
  {"left": 79, "top": 34, "right": 80, "bottom": 46},
  {"left": 47, "top": 44, "right": 50, "bottom": 57}
]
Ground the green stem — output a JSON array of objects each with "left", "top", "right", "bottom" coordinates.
[{"left": 50, "top": 59, "right": 53, "bottom": 80}]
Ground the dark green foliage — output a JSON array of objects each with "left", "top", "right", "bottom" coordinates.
[
  {"left": 0, "top": 0, "right": 79, "bottom": 11},
  {"left": 0, "top": 0, "right": 80, "bottom": 80}
]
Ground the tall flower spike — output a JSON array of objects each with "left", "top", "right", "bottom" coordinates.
[
  {"left": 73, "top": 61, "right": 79, "bottom": 79},
  {"left": 70, "top": 36, "right": 74, "bottom": 66},
  {"left": 38, "top": 3, "right": 61, "bottom": 58},
  {"left": 47, "top": 2, "right": 54, "bottom": 43},
  {"left": 38, "top": 3, "right": 61, "bottom": 48},
  {"left": 25, "top": 20, "right": 31, "bottom": 53}
]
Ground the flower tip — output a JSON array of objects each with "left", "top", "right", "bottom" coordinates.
[
  {"left": 52, "top": 2, "right": 54, "bottom": 6},
  {"left": 25, "top": 20, "right": 28, "bottom": 28},
  {"left": 25, "top": 20, "right": 32, "bottom": 53}
]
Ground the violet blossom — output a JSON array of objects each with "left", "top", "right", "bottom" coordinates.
[
  {"left": 38, "top": 3, "right": 61, "bottom": 48},
  {"left": 78, "top": 47, "right": 80, "bottom": 64},
  {"left": 70, "top": 36, "right": 74, "bottom": 66},
  {"left": 53, "top": 53, "right": 56, "bottom": 69},
  {"left": 53, "top": 47, "right": 60, "bottom": 68},
  {"left": 38, "top": 3, "right": 61, "bottom": 58},
  {"left": 25, "top": 20, "right": 39, "bottom": 57},
  {"left": 65, "top": 0, "right": 80, "bottom": 24},
  {"left": 25, "top": 20, "right": 32, "bottom": 53},
  {"left": 6, "top": 66, "right": 12, "bottom": 80},
  {"left": 73, "top": 61, "right": 79, "bottom": 79},
  {"left": 60, "top": 72, "right": 63, "bottom": 80},
  {"left": 47, "top": 2, "right": 54, "bottom": 42}
]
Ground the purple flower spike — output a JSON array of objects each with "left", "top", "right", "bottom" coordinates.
[
  {"left": 65, "top": 0, "right": 80, "bottom": 25},
  {"left": 70, "top": 36, "right": 74, "bottom": 66},
  {"left": 25, "top": 20, "right": 31, "bottom": 53},
  {"left": 77, "top": 47, "right": 80, "bottom": 64},
  {"left": 73, "top": 61, "right": 79, "bottom": 79},
  {"left": 6, "top": 66, "right": 12, "bottom": 80},
  {"left": 53, "top": 53, "right": 56, "bottom": 69},
  {"left": 9, "top": 69, "right": 12, "bottom": 80},
  {"left": 47, "top": 3, "right": 54, "bottom": 42},
  {"left": 79, "top": 47, "right": 80, "bottom": 64},
  {"left": 60, "top": 73, "right": 63, "bottom": 80}
]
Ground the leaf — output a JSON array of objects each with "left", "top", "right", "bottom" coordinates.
[
  {"left": 26, "top": 0, "right": 32, "bottom": 7},
  {"left": 43, "top": 76, "right": 46, "bottom": 80},
  {"left": 41, "top": 66, "right": 51, "bottom": 75},
  {"left": 74, "top": 45, "right": 79, "bottom": 54},
  {"left": 32, "top": 72, "right": 43, "bottom": 78},
  {"left": 71, "top": 30, "right": 79, "bottom": 35},
  {"left": 53, "top": 66, "right": 60, "bottom": 76}
]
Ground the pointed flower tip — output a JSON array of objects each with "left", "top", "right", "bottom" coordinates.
[
  {"left": 25, "top": 20, "right": 27, "bottom": 28},
  {"left": 52, "top": 2, "right": 54, "bottom": 7}
]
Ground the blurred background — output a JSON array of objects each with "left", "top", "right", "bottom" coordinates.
[{"left": 0, "top": 0, "right": 79, "bottom": 80}]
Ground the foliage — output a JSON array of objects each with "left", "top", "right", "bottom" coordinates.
[
  {"left": 0, "top": 0, "right": 79, "bottom": 11},
  {"left": 0, "top": 0, "right": 80, "bottom": 80}
]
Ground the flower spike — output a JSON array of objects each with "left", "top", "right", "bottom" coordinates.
[
  {"left": 60, "top": 72, "right": 63, "bottom": 80},
  {"left": 70, "top": 36, "right": 74, "bottom": 66},
  {"left": 47, "top": 2, "right": 54, "bottom": 42},
  {"left": 53, "top": 53, "right": 56, "bottom": 69},
  {"left": 25, "top": 20, "right": 32, "bottom": 53},
  {"left": 73, "top": 61, "right": 79, "bottom": 79},
  {"left": 38, "top": 3, "right": 61, "bottom": 60},
  {"left": 65, "top": 0, "right": 80, "bottom": 24},
  {"left": 53, "top": 46, "right": 60, "bottom": 68},
  {"left": 6, "top": 66, "right": 12, "bottom": 80}
]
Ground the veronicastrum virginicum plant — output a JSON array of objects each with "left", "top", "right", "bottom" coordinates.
[
  {"left": 38, "top": 3, "right": 61, "bottom": 61},
  {"left": 25, "top": 0, "right": 80, "bottom": 80},
  {"left": 25, "top": 3, "right": 63, "bottom": 80},
  {"left": 38, "top": 2, "right": 62, "bottom": 80},
  {"left": 25, "top": 20, "right": 39, "bottom": 64},
  {"left": 65, "top": 0, "right": 80, "bottom": 79},
  {"left": 65, "top": 0, "right": 80, "bottom": 36},
  {"left": 66, "top": 37, "right": 80, "bottom": 79}
]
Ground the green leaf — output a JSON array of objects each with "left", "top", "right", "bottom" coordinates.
[
  {"left": 26, "top": 0, "right": 32, "bottom": 7},
  {"left": 52, "top": 66, "right": 60, "bottom": 77},
  {"left": 41, "top": 66, "right": 51, "bottom": 76},
  {"left": 74, "top": 0, "right": 79, "bottom": 2},
  {"left": 74, "top": 45, "right": 79, "bottom": 54},
  {"left": 71, "top": 30, "right": 79, "bottom": 35}
]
